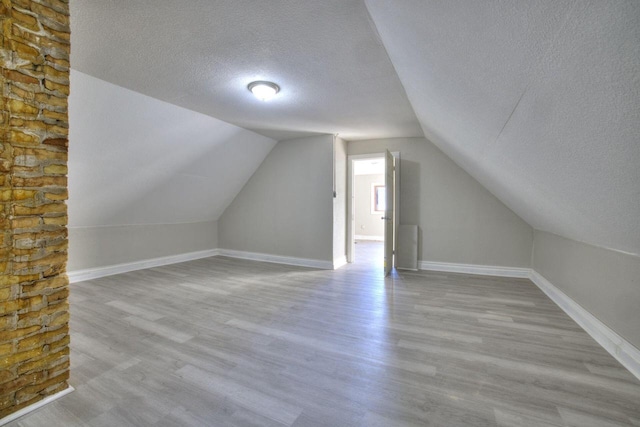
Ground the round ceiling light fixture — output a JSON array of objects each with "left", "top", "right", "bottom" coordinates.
[{"left": 248, "top": 81, "right": 280, "bottom": 101}]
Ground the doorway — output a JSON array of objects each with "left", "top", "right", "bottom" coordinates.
[
  {"left": 352, "top": 156, "right": 385, "bottom": 266},
  {"left": 347, "top": 152, "right": 399, "bottom": 274}
]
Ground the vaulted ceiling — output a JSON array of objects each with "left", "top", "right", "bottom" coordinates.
[
  {"left": 70, "top": 0, "right": 640, "bottom": 255},
  {"left": 364, "top": 0, "right": 640, "bottom": 255},
  {"left": 68, "top": 71, "right": 276, "bottom": 227},
  {"left": 69, "top": 0, "right": 422, "bottom": 141}
]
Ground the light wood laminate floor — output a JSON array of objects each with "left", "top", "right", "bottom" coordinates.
[{"left": 8, "top": 242, "right": 640, "bottom": 426}]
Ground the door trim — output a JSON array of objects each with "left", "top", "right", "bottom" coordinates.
[{"left": 347, "top": 151, "right": 400, "bottom": 264}]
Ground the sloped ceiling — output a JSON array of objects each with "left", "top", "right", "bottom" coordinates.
[
  {"left": 70, "top": 1, "right": 639, "bottom": 255},
  {"left": 365, "top": 0, "right": 640, "bottom": 255},
  {"left": 68, "top": 71, "right": 276, "bottom": 227},
  {"left": 69, "top": 0, "right": 422, "bottom": 141}
]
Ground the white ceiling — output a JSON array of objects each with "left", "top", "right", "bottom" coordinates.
[
  {"left": 69, "top": 0, "right": 423, "bottom": 141},
  {"left": 365, "top": 0, "right": 640, "bottom": 255},
  {"left": 69, "top": 1, "right": 640, "bottom": 256},
  {"left": 68, "top": 71, "right": 276, "bottom": 227}
]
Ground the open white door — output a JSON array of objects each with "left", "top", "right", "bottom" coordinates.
[{"left": 383, "top": 149, "right": 395, "bottom": 276}]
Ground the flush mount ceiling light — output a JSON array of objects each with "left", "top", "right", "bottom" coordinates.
[{"left": 248, "top": 81, "right": 280, "bottom": 101}]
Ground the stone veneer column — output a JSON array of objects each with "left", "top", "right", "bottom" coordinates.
[{"left": 0, "top": 0, "right": 70, "bottom": 419}]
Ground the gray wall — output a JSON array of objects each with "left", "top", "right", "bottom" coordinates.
[
  {"left": 332, "top": 137, "right": 348, "bottom": 264},
  {"left": 349, "top": 138, "right": 533, "bottom": 267},
  {"left": 533, "top": 231, "right": 640, "bottom": 350},
  {"left": 68, "top": 221, "right": 218, "bottom": 271},
  {"left": 355, "top": 173, "right": 385, "bottom": 238},
  {"left": 219, "top": 135, "right": 334, "bottom": 262}
]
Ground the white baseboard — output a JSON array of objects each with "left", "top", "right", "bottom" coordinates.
[
  {"left": 355, "top": 235, "right": 384, "bottom": 241},
  {"left": 333, "top": 256, "right": 347, "bottom": 270},
  {"left": 217, "top": 249, "right": 333, "bottom": 270},
  {"left": 529, "top": 271, "right": 640, "bottom": 381},
  {"left": 419, "top": 260, "right": 530, "bottom": 278},
  {"left": 65, "top": 248, "right": 640, "bottom": 382},
  {"left": 416, "top": 261, "right": 640, "bottom": 381},
  {"left": 0, "top": 386, "right": 74, "bottom": 426},
  {"left": 68, "top": 249, "right": 220, "bottom": 283}
]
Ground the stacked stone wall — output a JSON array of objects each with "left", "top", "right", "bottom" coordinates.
[{"left": 0, "top": 0, "right": 70, "bottom": 419}]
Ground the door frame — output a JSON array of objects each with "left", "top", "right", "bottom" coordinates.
[{"left": 347, "top": 151, "right": 400, "bottom": 264}]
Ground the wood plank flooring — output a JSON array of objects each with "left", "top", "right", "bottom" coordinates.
[{"left": 8, "top": 241, "right": 640, "bottom": 426}]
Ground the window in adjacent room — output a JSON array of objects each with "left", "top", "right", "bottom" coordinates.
[{"left": 372, "top": 184, "right": 385, "bottom": 213}]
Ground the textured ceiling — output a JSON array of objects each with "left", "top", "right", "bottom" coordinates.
[
  {"left": 69, "top": 71, "right": 276, "bottom": 227},
  {"left": 69, "top": 1, "right": 640, "bottom": 255},
  {"left": 365, "top": 0, "right": 640, "bottom": 255},
  {"left": 69, "top": 0, "right": 423, "bottom": 141}
]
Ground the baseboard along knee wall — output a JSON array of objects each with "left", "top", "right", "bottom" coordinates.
[
  {"left": 67, "top": 251, "right": 640, "bottom": 382},
  {"left": 418, "top": 261, "right": 640, "bottom": 381}
]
